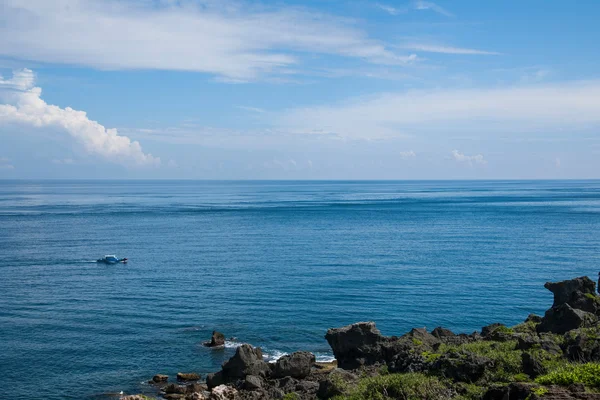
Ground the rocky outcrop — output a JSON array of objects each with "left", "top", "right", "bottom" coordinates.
[
  {"left": 324, "top": 322, "right": 387, "bottom": 369},
  {"left": 537, "top": 303, "right": 597, "bottom": 334},
  {"left": 272, "top": 352, "right": 315, "bottom": 379},
  {"left": 545, "top": 276, "right": 598, "bottom": 313},
  {"left": 207, "top": 344, "right": 270, "bottom": 389},
  {"left": 205, "top": 331, "right": 226, "bottom": 348}
]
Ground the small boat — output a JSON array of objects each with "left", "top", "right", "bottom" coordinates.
[{"left": 97, "top": 255, "right": 128, "bottom": 264}]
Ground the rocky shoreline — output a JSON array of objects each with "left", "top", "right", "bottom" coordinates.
[{"left": 122, "top": 276, "right": 600, "bottom": 400}]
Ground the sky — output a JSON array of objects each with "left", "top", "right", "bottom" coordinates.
[{"left": 0, "top": 0, "right": 599, "bottom": 179}]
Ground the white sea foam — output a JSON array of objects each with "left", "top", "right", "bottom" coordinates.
[{"left": 224, "top": 340, "right": 243, "bottom": 349}]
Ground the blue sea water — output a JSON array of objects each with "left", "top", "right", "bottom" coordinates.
[{"left": 1, "top": 180, "right": 600, "bottom": 399}]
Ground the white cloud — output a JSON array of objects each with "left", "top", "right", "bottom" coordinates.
[
  {"left": 376, "top": 3, "right": 404, "bottom": 15},
  {"left": 0, "top": 0, "right": 417, "bottom": 81},
  {"left": 278, "top": 80, "right": 600, "bottom": 139},
  {"left": 400, "top": 150, "right": 416, "bottom": 159},
  {"left": 555, "top": 158, "right": 561, "bottom": 168},
  {"left": 400, "top": 44, "right": 500, "bottom": 55},
  {"left": 377, "top": 1, "right": 452, "bottom": 17},
  {"left": 0, "top": 69, "right": 159, "bottom": 166},
  {"left": 237, "top": 106, "right": 266, "bottom": 113},
  {"left": 413, "top": 1, "right": 454, "bottom": 17},
  {"left": 0, "top": 157, "right": 15, "bottom": 170},
  {"left": 452, "top": 150, "right": 486, "bottom": 165}
]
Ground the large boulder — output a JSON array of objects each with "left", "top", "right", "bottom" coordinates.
[
  {"left": 207, "top": 345, "right": 270, "bottom": 389},
  {"left": 537, "top": 303, "right": 597, "bottom": 334},
  {"left": 222, "top": 344, "right": 270, "bottom": 379},
  {"left": 325, "top": 322, "right": 388, "bottom": 369},
  {"left": 544, "top": 276, "right": 599, "bottom": 314},
  {"left": 272, "top": 351, "right": 315, "bottom": 379}
]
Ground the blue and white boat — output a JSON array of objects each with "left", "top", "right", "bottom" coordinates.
[{"left": 97, "top": 255, "right": 128, "bottom": 264}]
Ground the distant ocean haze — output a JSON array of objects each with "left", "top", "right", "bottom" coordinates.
[{"left": 1, "top": 180, "right": 599, "bottom": 399}]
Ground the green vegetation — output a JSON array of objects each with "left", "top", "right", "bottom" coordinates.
[
  {"left": 422, "top": 351, "right": 442, "bottom": 363},
  {"left": 536, "top": 363, "right": 600, "bottom": 387},
  {"left": 412, "top": 338, "right": 424, "bottom": 346},
  {"left": 512, "top": 321, "right": 539, "bottom": 334},
  {"left": 493, "top": 326, "right": 515, "bottom": 335},
  {"left": 332, "top": 373, "right": 450, "bottom": 400},
  {"left": 454, "top": 383, "right": 486, "bottom": 400},
  {"left": 435, "top": 340, "right": 522, "bottom": 383},
  {"left": 282, "top": 393, "right": 300, "bottom": 400}
]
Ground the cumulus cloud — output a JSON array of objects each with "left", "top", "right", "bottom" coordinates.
[
  {"left": 399, "top": 150, "right": 416, "bottom": 159},
  {"left": 451, "top": 150, "right": 486, "bottom": 166},
  {"left": 278, "top": 80, "right": 600, "bottom": 139},
  {"left": 0, "top": 0, "right": 417, "bottom": 81},
  {"left": 0, "top": 69, "right": 159, "bottom": 166}
]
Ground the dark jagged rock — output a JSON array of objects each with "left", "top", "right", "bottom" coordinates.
[
  {"left": 177, "top": 372, "right": 201, "bottom": 381},
  {"left": 516, "top": 334, "right": 562, "bottom": 355},
  {"left": 325, "top": 322, "right": 387, "bottom": 369},
  {"left": 431, "top": 327, "right": 455, "bottom": 339},
  {"left": 522, "top": 352, "right": 545, "bottom": 378},
  {"left": 206, "top": 331, "right": 226, "bottom": 348},
  {"left": 272, "top": 351, "right": 315, "bottom": 379},
  {"left": 164, "top": 383, "right": 187, "bottom": 394},
  {"left": 206, "top": 372, "right": 224, "bottom": 390},
  {"left": 432, "top": 352, "right": 493, "bottom": 383},
  {"left": 403, "top": 327, "right": 440, "bottom": 347},
  {"left": 222, "top": 344, "right": 270, "bottom": 379},
  {"left": 186, "top": 383, "right": 206, "bottom": 393},
  {"left": 545, "top": 276, "right": 599, "bottom": 315},
  {"left": 483, "top": 383, "right": 536, "bottom": 400},
  {"left": 481, "top": 323, "right": 505, "bottom": 338},
  {"left": 243, "top": 375, "right": 262, "bottom": 390},
  {"left": 325, "top": 321, "right": 433, "bottom": 370},
  {"left": 207, "top": 344, "right": 270, "bottom": 389},
  {"left": 564, "top": 327, "right": 600, "bottom": 362},
  {"left": 537, "top": 303, "right": 597, "bottom": 334},
  {"left": 525, "top": 314, "right": 543, "bottom": 324}
]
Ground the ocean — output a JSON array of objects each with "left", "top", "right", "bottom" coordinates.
[{"left": 1, "top": 180, "right": 599, "bottom": 399}]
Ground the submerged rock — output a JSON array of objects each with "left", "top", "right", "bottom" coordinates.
[
  {"left": 152, "top": 374, "right": 169, "bottom": 383},
  {"left": 177, "top": 372, "right": 201, "bottom": 381}
]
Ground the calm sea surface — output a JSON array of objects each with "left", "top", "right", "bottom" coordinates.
[{"left": 1, "top": 180, "right": 599, "bottom": 399}]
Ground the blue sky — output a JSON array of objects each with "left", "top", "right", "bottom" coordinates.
[{"left": 0, "top": 0, "right": 599, "bottom": 179}]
